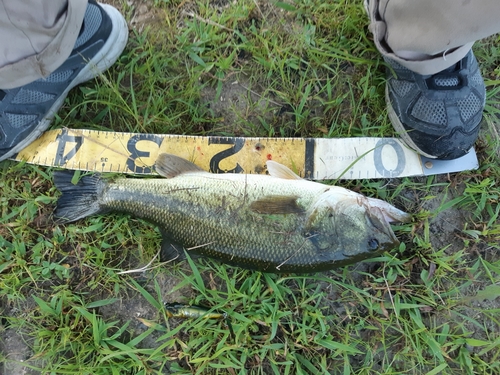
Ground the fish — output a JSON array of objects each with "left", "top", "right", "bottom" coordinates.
[{"left": 53, "top": 153, "right": 411, "bottom": 273}]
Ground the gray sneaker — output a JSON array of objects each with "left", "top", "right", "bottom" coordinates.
[
  {"left": 385, "top": 50, "right": 486, "bottom": 160},
  {"left": 0, "top": 1, "right": 128, "bottom": 162}
]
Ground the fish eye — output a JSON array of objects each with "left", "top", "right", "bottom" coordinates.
[{"left": 367, "top": 238, "right": 379, "bottom": 250}]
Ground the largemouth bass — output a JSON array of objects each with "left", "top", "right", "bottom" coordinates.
[{"left": 53, "top": 153, "right": 411, "bottom": 273}]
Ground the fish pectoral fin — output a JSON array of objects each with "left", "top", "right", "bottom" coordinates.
[
  {"left": 155, "top": 153, "right": 205, "bottom": 178},
  {"left": 250, "top": 195, "right": 304, "bottom": 215},
  {"left": 266, "top": 161, "right": 302, "bottom": 180},
  {"left": 159, "top": 231, "right": 187, "bottom": 262}
]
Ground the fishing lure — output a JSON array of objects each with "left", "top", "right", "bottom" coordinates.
[{"left": 164, "top": 303, "right": 235, "bottom": 338}]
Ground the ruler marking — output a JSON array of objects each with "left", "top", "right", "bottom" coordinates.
[
  {"left": 10, "top": 129, "right": 478, "bottom": 180},
  {"left": 305, "top": 138, "right": 315, "bottom": 179}
]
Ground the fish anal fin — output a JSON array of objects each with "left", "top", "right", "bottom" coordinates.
[
  {"left": 266, "top": 161, "right": 302, "bottom": 180},
  {"left": 159, "top": 230, "right": 186, "bottom": 263},
  {"left": 155, "top": 153, "right": 205, "bottom": 178},
  {"left": 250, "top": 196, "right": 304, "bottom": 215}
]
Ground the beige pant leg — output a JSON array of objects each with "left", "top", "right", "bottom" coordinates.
[
  {"left": 368, "top": 0, "right": 500, "bottom": 75},
  {"left": 0, "top": 0, "right": 88, "bottom": 89}
]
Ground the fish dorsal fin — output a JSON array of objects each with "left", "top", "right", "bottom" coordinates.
[
  {"left": 266, "top": 161, "right": 302, "bottom": 180},
  {"left": 155, "top": 153, "right": 205, "bottom": 178},
  {"left": 250, "top": 195, "right": 304, "bottom": 215}
]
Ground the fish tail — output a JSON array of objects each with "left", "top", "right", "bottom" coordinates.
[{"left": 53, "top": 171, "right": 107, "bottom": 223}]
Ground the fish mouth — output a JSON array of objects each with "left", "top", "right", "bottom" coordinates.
[
  {"left": 366, "top": 206, "right": 399, "bottom": 243},
  {"left": 366, "top": 197, "right": 412, "bottom": 224}
]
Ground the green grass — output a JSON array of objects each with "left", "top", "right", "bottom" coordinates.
[{"left": 1, "top": 0, "right": 500, "bottom": 374}]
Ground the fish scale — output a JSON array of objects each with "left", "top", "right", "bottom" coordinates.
[{"left": 100, "top": 175, "right": 326, "bottom": 270}]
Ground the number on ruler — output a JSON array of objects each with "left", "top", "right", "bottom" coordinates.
[
  {"left": 126, "top": 134, "right": 163, "bottom": 173},
  {"left": 55, "top": 129, "right": 83, "bottom": 166},
  {"left": 373, "top": 139, "right": 406, "bottom": 177},
  {"left": 208, "top": 137, "right": 245, "bottom": 173}
]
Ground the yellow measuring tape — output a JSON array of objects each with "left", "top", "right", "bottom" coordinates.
[{"left": 12, "top": 128, "right": 478, "bottom": 180}]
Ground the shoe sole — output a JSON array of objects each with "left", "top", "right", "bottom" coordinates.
[
  {"left": 5, "top": 4, "right": 128, "bottom": 161},
  {"left": 385, "top": 85, "right": 437, "bottom": 159}
]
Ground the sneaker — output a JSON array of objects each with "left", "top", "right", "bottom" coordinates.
[
  {"left": 0, "top": 1, "right": 128, "bottom": 162},
  {"left": 385, "top": 50, "right": 486, "bottom": 160}
]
